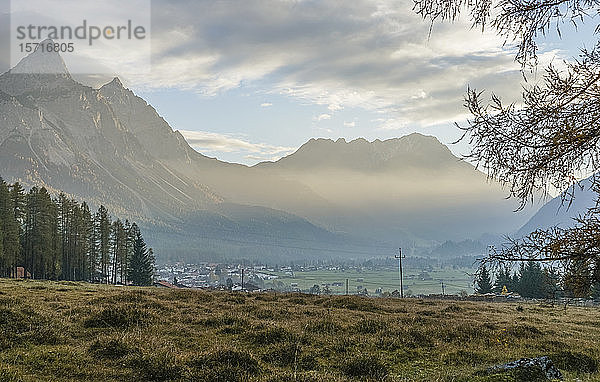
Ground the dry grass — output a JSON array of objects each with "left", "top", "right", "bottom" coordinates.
[{"left": 0, "top": 279, "right": 599, "bottom": 381}]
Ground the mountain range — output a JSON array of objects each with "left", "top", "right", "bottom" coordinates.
[
  {"left": 0, "top": 42, "right": 539, "bottom": 262},
  {"left": 516, "top": 176, "right": 598, "bottom": 238}
]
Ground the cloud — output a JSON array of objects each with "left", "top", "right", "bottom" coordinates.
[
  {"left": 178, "top": 129, "right": 296, "bottom": 161},
  {"left": 96, "top": 0, "right": 563, "bottom": 127},
  {"left": 315, "top": 113, "right": 331, "bottom": 121},
  {"left": 343, "top": 121, "right": 356, "bottom": 128},
  {"left": 260, "top": 102, "right": 273, "bottom": 107}
]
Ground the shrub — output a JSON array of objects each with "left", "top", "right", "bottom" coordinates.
[
  {"left": 351, "top": 318, "right": 387, "bottom": 334},
  {"left": 340, "top": 355, "right": 389, "bottom": 380},
  {"left": 261, "top": 343, "right": 317, "bottom": 370},
  {"left": 129, "top": 351, "right": 182, "bottom": 381},
  {"left": 247, "top": 326, "right": 293, "bottom": 345},
  {"left": 84, "top": 305, "right": 151, "bottom": 329},
  {"left": 550, "top": 351, "right": 598, "bottom": 373},
  {"left": 88, "top": 336, "right": 140, "bottom": 360},
  {"left": 186, "top": 349, "right": 260, "bottom": 381}
]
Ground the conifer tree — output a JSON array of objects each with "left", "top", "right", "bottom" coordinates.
[
  {"left": 564, "top": 259, "right": 592, "bottom": 298},
  {"left": 96, "top": 206, "right": 111, "bottom": 284},
  {"left": 79, "top": 202, "right": 94, "bottom": 281},
  {"left": 475, "top": 265, "right": 493, "bottom": 294},
  {"left": 0, "top": 176, "right": 152, "bottom": 284},
  {"left": 0, "top": 179, "right": 19, "bottom": 276},
  {"left": 516, "top": 262, "right": 545, "bottom": 298},
  {"left": 110, "top": 219, "right": 127, "bottom": 284},
  {"left": 493, "top": 267, "right": 513, "bottom": 293},
  {"left": 542, "top": 268, "right": 562, "bottom": 300},
  {"left": 128, "top": 224, "right": 154, "bottom": 286}
]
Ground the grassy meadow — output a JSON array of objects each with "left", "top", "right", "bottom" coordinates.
[
  {"left": 282, "top": 267, "right": 474, "bottom": 295},
  {"left": 0, "top": 279, "right": 599, "bottom": 381}
]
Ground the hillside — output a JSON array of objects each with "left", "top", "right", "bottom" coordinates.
[
  {"left": 516, "top": 176, "right": 598, "bottom": 237},
  {"left": 0, "top": 42, "right": 348, "bottom": 262},
  {"left": 0, "top": 42, "right": 538, "bottom": 262},
  {"left": 0, "top": 279, "right": 599, "bottom": 381},
  {"left": 255, "top": 135, "right": 536, "bottom": 243}
]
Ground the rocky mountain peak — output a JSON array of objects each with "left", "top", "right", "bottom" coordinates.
[
  {"left": 257, "top": 132, "right": 455, "bottom": 172},
  {"left": 10, "top": 39, "right": 70, "bottom": 76},
  {"left": 103, "top": 77, "right": 124, "bottom": 89}
]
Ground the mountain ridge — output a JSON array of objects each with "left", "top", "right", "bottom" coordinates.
[
  {"left": 0, "top": 47, "right": 539, "bottom": 261},
  {"left": 516, "top": 176, "right": 598, "bottom": 237}
]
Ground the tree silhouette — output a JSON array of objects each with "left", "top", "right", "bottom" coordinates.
[
  {"left": 128, "top": 224, "right": 155, "bottom": 286},
  {"left": 415, "top": 0, "right": 600, "bottom": 285},
  {"left": 0, "top": 177, "right": 152, "bottom": 284},
  {"left": 476, "top": 265, "right": 493, "bottom": 294}
]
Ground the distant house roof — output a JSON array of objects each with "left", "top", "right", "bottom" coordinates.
[{"left": 154, "top": 281, "right": 179, "bottom": 289}]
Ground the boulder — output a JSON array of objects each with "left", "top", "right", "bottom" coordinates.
[{"left": 486, "top": 356, "right": 563, "bottom": 381}]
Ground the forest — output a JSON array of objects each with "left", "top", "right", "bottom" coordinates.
[{"left": 0, "top": 177, "right": 154, "bottom": 286}]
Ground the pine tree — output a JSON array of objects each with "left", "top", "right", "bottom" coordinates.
[
  {"left": 79, "top": 202, "right": 94, "bottom": 282},
  {"left": 0, "top": 179, "right": 19, "bottom": 276},
  {"left": 96, "top": 206, "right": 111, "bottom": 284},
  {"left": 493, "top": 267, "right": 513, "bottom": 293},
  {"left": 542, "top": 267, "right": 562, "bottom": 300},
  {"left": 516, "top": 262, "right": 545, "bottom": 298},
  {"left": 564, "top": 259, "right": 592, "bottom": 298},
  {"left": 0, "top": 176, "right": 152, "bottom": 284},
  {"left": 110, "top": 219, "right": 127, "bottom": 284},
  {"left": 127, "top": 224, "right": 154, "bottom": 286},
  {"left": 475, "top": 265, "right": 493, "bottom": 294}
]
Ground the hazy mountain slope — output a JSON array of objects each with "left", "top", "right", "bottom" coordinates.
[
  {"left": 0, "top": 44, "right": 350, "bottom": 262},
  {"left": 255, "top": 135, "right": 536, "bottom": 243},
  {"left": 0, "top": 43, "right": 539, "bottom": 262},
  {"left": 96, "top": 73, "right": 335, "bottom": 220},
  {"left": 0, "top": 48, "right": 222, "bottom": 220},
  {"left": 516, "top": 176, "right": 597, "bottom": 237}
]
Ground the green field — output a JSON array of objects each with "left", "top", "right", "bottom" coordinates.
[
  {"left": 1, "top": 278, "right": 599, "bottom": 381},
  {"left": 268, "top": 266, "right": 474, "bottom": 295}
]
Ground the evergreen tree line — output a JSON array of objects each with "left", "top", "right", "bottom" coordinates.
[
  {"left": 0, "top": 178, "right": 155, "bottom": 286},
  {"left": 476, "top": 262, "right": 600, "bottom": 299}
]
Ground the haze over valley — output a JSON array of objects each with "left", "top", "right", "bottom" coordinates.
[{"left": 0, "top": 44, "right": 545, "bottom": 263}]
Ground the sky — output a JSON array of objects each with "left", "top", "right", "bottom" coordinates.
[{"left": 2, "top": 0, "right": 596, "bottom": 165}]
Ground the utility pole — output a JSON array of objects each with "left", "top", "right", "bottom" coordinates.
[
  {"left": 441, "top": 280, "right": 445, "bottom": 296},
  {"left": 345, "top": 278, "right": 349, "bottom": 295},
  {"left": 241, "top": 268, "right": 245, "bottom": 290},
  {"left": 395, "top": 248, "right": 405, "bottom": 298}
]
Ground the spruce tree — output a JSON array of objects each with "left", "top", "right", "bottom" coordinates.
[
  {"left": 542, "top": 268, "right": 562, "bottom": 300},
  {"left": 79, "top": 202, "right": 94, "bottom": 282},
  {"left": 564, "top": 259, "right": 592, "bottom": 298},
  {"left": 476, "top": 265, "right": 493, "bottom": 294},
  {"left": 493, "top": 267, "right": 513, "bottom": 293},
  {"left": 516, "top": 262, "right": 545, "bottom": 298},
  {"left": 96, "top": 206, "right": 111, "bottom": 284},
  {"left": 127, "top": 224, "right": 154, "bottom": 286},
  {"left": 0, "top": 179, "right": 19, "bottom": 276}
]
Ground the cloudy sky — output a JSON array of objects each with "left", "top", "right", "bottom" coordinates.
[{"left": 3, "top": 0, "right": 593, "bottom": 164}]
